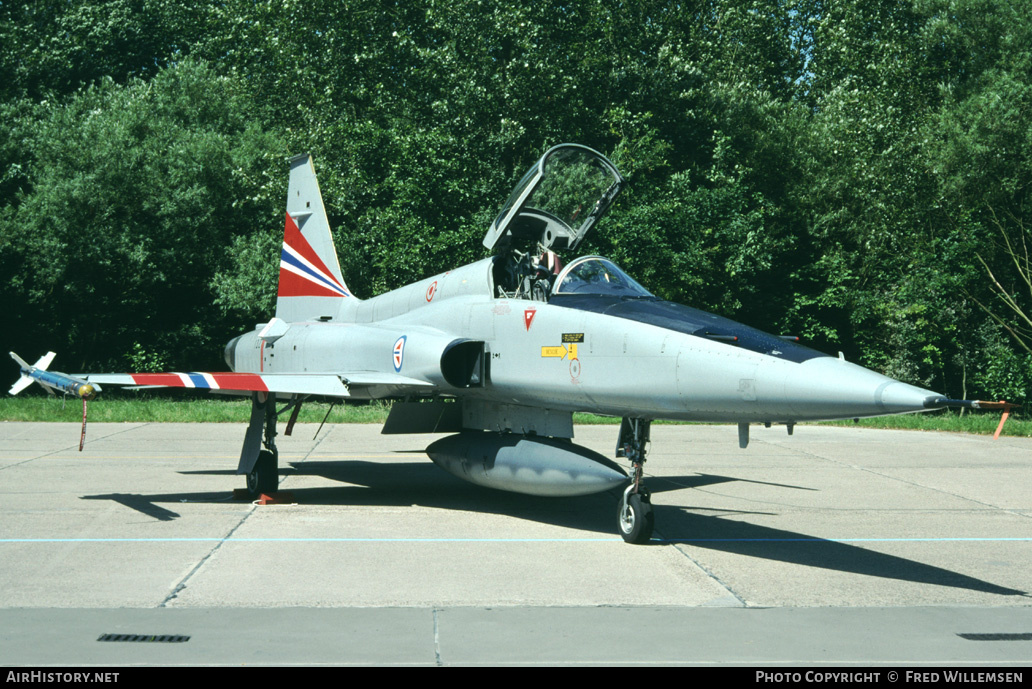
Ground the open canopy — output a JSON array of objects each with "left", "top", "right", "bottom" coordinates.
[{"left": 483, "top": 144, "right": 624, "bottom": 253}]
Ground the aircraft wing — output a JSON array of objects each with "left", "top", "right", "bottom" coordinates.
[{"left": 83, "top": 371, "right": 434, "bottom": 398}]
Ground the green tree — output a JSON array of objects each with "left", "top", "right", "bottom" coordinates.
[
  {"left": 0, "top": 0, "right": 207, "bottom": 100},
  {"left": 792, "top": 0, "right": 1031, "bottom": 401},
  {"left": 0, "top": 60, "right": 285, "bottom": 370}
]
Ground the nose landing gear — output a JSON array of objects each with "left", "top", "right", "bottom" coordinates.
[{"left": 616, "top": 418, "right": 653, "bottom": 544}]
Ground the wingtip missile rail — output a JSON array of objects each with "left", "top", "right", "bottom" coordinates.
[
  {"left": 9, "top": 352, "right": 100, "bottom": 451},
  {"left": 9, "top": 352, "right": 100, "bottom": 400}
]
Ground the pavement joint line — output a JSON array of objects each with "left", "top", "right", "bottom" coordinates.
[
  {"left": 433, "top": 608, "right": 443, "bottom": 666},
  {"left": 0, "top": 422, "right": 149, "bottom": 471},
  {"left": 111, "top": 416, "right": 332, "bottom": 607},
  {"left": 857, "top": 467, "right": 1030, "bottom": 521},
  {"left": 157, "top": 498, "right": 259, "bottom": 608},
  {"left": 660, "top": 525, "right": 749, "bottom": 606},
  {"left": 765, "top": 442, "right": 1031, "bottom": 520},
  {"left": 284, "top": 422, "right": 334, "bottom": 470},
  {"left": 639, "top": 470, "right": 748, "bottom": 605}
]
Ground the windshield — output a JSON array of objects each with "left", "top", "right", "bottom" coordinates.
[{"left": 553, "top": 257, "right": 654, "bottom": 298}]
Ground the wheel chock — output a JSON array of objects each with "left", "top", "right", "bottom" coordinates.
[
  {"left": 232, "top": 489, "right": 296, "bottom": 504},
  {"left": 255, "top": 492, "right": 295, "bottom": 505}
]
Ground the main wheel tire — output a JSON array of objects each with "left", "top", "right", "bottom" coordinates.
[
  {"left": 617, "top": 492, "right": 654, "bottom": 544},
  {"left": 245, "top": 449, "right": 278, "bottom": 498}
]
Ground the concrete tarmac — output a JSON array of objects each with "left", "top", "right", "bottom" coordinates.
[{"left": 0, "top": 421, "right": 1029, "bottom": 665}]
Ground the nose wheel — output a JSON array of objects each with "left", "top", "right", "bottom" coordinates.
[
  {"left": 618, "top": 485, "right": 654, "bottom": 544},
  {"left": 616, "top": 418, "right": 654, "bottom": 544}
]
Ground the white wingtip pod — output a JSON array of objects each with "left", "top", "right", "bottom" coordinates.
[
  {"left": 8, "top": 351, "right": 56, "bottom": 395},
  {"left": 8, "top": 352, "right": 99, "bottom": 399}
]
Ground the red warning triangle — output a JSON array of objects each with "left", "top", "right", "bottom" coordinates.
[{"left": 524, "top": 309, "right": 537, "bottom": 331}]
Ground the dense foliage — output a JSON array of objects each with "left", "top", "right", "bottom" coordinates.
[{"left": 1, "top": 0, "right": 1029, "bottom": 402}]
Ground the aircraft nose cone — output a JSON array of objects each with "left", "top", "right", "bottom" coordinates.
[
  {"left": 783, "top": 357, "right": 942, "bottom": 420},
  {"left": 876, "top": 380, "right": 940, "bottom": 413}
]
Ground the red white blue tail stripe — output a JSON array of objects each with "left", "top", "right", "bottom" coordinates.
[{"left": 278, "top": 213, "right": 351, "bottom": 299}]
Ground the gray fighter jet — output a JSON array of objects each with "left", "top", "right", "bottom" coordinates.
[{"left": 81, "top": 144, "right": 977, "bottom": 543}]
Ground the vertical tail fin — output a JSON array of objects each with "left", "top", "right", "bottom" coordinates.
[{"left": 275, "top": 154, "right": 355, "bottom": 322}]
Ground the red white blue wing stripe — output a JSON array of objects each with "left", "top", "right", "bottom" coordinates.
[
  {"left": 84, "top": 372, "right": 353, "bottom": 397},
  {"left": 278, "top": 213, "right": 351, "bottom": 298},
  {"left": 126, "top": 372, "right": 270, "bottom": 391},
  {"left": 83, "top": 372, "right": 434, "bottom": 397}
]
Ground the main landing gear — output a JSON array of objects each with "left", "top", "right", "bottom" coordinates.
[
  {"left": 239, "top": 392, "right": 281, "bottom": 498},
  {"left": 616, "top": 418, "right": 654, "bottom": 544},
  {"left": 246, "top": 449, "right": 278, "bottom": 497}
]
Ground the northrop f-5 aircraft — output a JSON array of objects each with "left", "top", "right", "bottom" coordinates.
[{"left": 36, "top": 144, "right": 988, "bottom": 542}]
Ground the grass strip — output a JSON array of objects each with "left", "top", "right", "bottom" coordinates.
[{"left": 1, "top": 395, "right": 1028, "bottom": 436}]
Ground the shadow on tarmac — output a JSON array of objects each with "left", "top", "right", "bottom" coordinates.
[
  {"left": 81, "top": 459, "right": 1027, "bottom": 598},
  {"left": 651, "top": 505, "right": 1027, "bottom": 597}
]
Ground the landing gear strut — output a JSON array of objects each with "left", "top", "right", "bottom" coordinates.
[
  {"left": 616, "top": 418, "right": 653, "bottom": 544},
  {"left": 239, "top": 392, "right": 280, "bottom": 498}
]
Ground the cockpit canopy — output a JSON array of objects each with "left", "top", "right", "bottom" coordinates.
[
  {"left": 553, "top": 256, "right": 653, "bottom": 298},
  {"left": 483, "top": 144, "right": 624, "bottom": 253},
  {"left": 483, "top": 144, "right": 827, "bottom": 365}
]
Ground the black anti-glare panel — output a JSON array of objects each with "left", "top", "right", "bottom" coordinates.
[{"left": 549, "top": 294, "right": 829, "bottom": 364}]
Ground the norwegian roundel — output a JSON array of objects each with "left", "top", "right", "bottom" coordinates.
[{"left": 393, "top": 336, "right": 407, "bottom": 372}]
